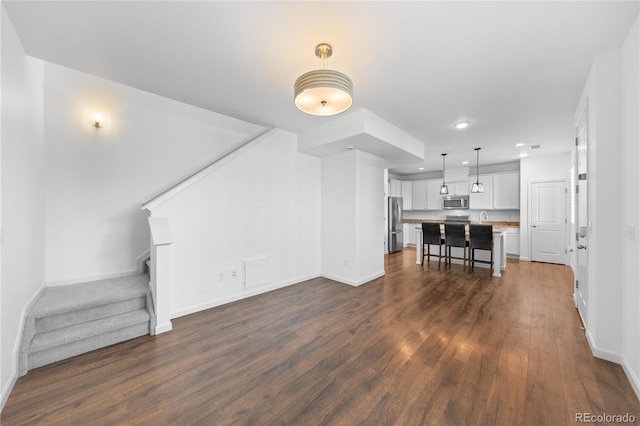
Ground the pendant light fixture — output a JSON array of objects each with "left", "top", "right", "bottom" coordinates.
[
  {"left": 294, "top": 43, "right": 353, "bottom": 116},
  {"left": 471, "top": 147, "right": 484, "bottom": 193},
  {"left": 440, "top": 153, "right": 449, "bottom": 195}
]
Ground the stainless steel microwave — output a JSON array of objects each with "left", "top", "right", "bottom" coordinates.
[{"left": 442, "top": 195, "right": 469, "bottom": 210}]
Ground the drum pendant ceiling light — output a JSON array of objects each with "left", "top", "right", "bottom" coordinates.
[{"left": 294, "top": 43, "right": 353, "bottom": 116}]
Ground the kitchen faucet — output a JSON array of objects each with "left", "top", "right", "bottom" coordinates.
[{"left": 479, "top": 211, "right": 489, "bottom": 223}]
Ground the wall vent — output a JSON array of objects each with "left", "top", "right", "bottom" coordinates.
[{"left": 242, "top": 256, "right": 271, "bottom": 290}]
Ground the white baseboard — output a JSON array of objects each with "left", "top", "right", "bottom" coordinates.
[
  {"left": 321, "top": 271, "right": 385, "bottom": 287},
  {"left": 171, "top": 273, "right": 321, "bottom": 319},
  {"left": 622, "top": 358, "right": 640, "bottom": 400},
  {"left": 136, "top": 249, "right": 151, "bottom": 273},
  {"left": 519, "top": 256, "right": 530, "bottom": 261},
  {"left": 0, "top": 374, "right": 17, "bottom": 413},
  {"left": 586, "top": 329, "right": 622, "bottom": 363},
  {"left": 1, "top": 283, "right": 46, "bottom": 411},
  {"left": 46, "top": 269, "right": 139, "bottom": 287},
  {"left": 154, "top": 322, "right": 173, "bottom": 335},
  {"left": 583, "top": 324, "right": 639, "bottom": 401}
]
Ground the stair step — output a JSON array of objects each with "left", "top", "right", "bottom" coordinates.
[
  {"left": 31, "top": 309, "right": 150, "bottom": 353},
  {"left": 31, "top": 274, "right": 149, "bottom": 319},
  {"left": 36, "top": 297, "right": 146, "bottom": 334},
  {"left": 29, "top": 322, "right": 150, "bottom": 370},
  {"left": 19, "top": 274, "right": 154, "bottom": 376}
]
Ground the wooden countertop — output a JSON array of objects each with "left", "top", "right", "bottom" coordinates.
[{"left": 403, "top": 219, "right": 520, "bottom": 228}]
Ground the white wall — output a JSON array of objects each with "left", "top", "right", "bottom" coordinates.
[
  {"left": 41, "top": 63, "right": 262, "bottom": 285},
  {"left": 620, "top": 16, "right": 640, "bottom": 396},
  {"left": 519, "top": 152, "right": 570, "bottom": 261},
  {"left": 0, "top": 6, "right": 46, "bottom": 408},
  {"left": 150, "top": 130, "right": 321, "bottom": 317},
  {"left": 322, "top": 150, "right": 385, "bottom": 286},
  {"left": 575, "top": 48, "right": 624, "bottom": 359},
  {"left": 322, "top": 151, "right": 357, "bottom": 282},
  {"left": 572, "top": 16, "right": 639, "bottom": 397},
  {"left": 355, "top": 151, "right": 385, "bottom": 281}
]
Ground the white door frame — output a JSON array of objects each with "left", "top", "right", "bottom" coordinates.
[
  {"left": 575, "top": 101, "right": 589, "bottom": 326},
  {"left": 528, "top": 179, "right": 568, "bottom": 265}
]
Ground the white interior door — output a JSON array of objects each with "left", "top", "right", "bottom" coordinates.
[
  {"left": 576, "top": 104, "right": 589, "bottom": 325},
  {"left": 531, "top": 181, "right": 567, "bottom": 264}
]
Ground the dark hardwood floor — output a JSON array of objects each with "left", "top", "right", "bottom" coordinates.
[{"left": 3, "top": 249, "right": 639, "bottom": 425}]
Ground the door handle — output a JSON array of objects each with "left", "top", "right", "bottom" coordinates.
[
  {"left": 532, "top": 225, "right": 538, "bottom": 228},
  {"left": 577, "top": 245, "right": 587, "bottom": 250}
]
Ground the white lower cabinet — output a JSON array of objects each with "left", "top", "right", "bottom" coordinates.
[
  {"left": 405, "top": 223, "right": 416, "bottom": 246},
  {"left": 506, "top": 227, "right": 520, "bottom": 256}
]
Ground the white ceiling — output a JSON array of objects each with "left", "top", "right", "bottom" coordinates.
[{"left": 4, "top": 1, "right": 638, "bottom": 175}]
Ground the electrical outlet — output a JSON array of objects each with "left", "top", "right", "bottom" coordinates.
[
  {"left": 344, "top": 258, "right": 349, "bottom": 266},
  {"left": 231, "top": 270, "right": 238, "bottom": 279},
  {"left": 218, "top": 273, "right": 224, "bottom": 282}
]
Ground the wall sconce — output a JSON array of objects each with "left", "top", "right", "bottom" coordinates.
[
  {"left": 84, "top": 109, "right": 109, "bottom": 129},
  {"left": 91, "top": 114, "right": 104, "bottom": 128}
]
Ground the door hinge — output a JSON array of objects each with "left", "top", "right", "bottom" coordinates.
[
  {"left": 575, "top": 137, "right": 579, "bottom": 146},
  {"left": 578, "top": 173, "right": 587, "bottom": 181},
  {"left": 576, "top": 280, "right": 579, "bottom": 289},
  {"left": 576, "top": 184, "right": 579, "bottom": 193},
  {"left": 565, "top": 218, "right": 568, "bottom": 224}
]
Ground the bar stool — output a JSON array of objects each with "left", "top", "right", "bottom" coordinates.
[
  {"left": 421, "top": 222, "right": 445, "bottom": 267},
  {"left": 444, "top": 224, "right": 469, "bottom": 268},
  {"left": 469, "top": 224, "right": 493, "bottom": 275}
]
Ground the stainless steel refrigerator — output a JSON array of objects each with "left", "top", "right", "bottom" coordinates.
[{"left": 388, "top": 196, "right": 403, "bottom": 253}]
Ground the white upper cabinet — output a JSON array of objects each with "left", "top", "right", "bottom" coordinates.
[
  {"left": 493, "top": 172, "right": 520, "bottom": 209},
  {"left": 426, "top": 179, "right": 443, "bottom": 210},
  {"left": 401, "top": 181, "right": 413, "bottom": 210},
  {"left": 469, "top": 174, "right": 494, "bottom": 209},
  {"left": 389, "top": 179, "right": 402, "bottom": 197},
  {"left": 411, "top": 180, "right": 428, "bottom": 210},
  {"left": 451, "top": 181, "right": 469, "bottom": 195},
  {"left": 469, "top": 171, "right": 520, "bottom": 210},
  {"left": 396, "top": 171, "right": 519, "bottom": 212}
]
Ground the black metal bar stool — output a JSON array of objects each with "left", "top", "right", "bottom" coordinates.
[
  {"left": 469, "top": 224, "right": 494, "bottom": 275},
  {"left": 444, "top": 223, "right": 469, "bottom": 268},
  {"left": 421, "top": 222, "right": 445, "bottom": 267}
]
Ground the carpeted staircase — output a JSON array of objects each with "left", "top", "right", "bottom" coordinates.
[{"left": 18, "top": 274, "right": 156, "bottom": 376}]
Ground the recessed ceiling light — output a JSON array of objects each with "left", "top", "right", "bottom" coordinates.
[
  {"left": 462, "top": 161, "right": 469, "bottom": 165},
  {"left": 515, "top": 143, "right": 525, "bottom": 147},
  {"left": 455, "top": 121, "right": 470, "bottom": 130},
  {"left": 519, "top": 153, "right": 528, "bottom": 158},
  {"left": 419, "top": 167, "right": 424, "bottom": 171}
]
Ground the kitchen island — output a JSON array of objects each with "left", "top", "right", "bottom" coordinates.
[{"left": 412, "top": 222, "right": 509, "bottom": 277}]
